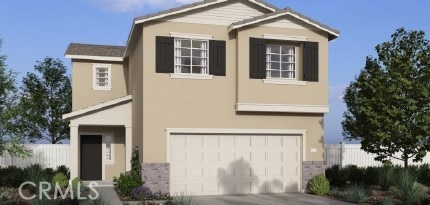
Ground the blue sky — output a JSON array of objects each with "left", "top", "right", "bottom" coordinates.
[{"left": 0, "top": 0, "right": 429, "bottom": 144}]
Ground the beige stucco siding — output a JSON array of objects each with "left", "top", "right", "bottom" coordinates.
[
  {"left": 128, "top": 26, "right": 144, "bottom": 162},
  {"left": 140, "top": 21, "right": 326, "bottom": 163},
  {"left": 79, "top": 126, "right": 126, "bottom": 180},
  {"left": 237, "top": 25, "right": 329, "bottom": 105},
  {"left": 72, "top": 60, "right": 127, "bottom": 111}
]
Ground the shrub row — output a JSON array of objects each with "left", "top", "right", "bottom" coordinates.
[
  {"left": 0, "top": 164, "right": 69, "bottom": 188},
  {"left": 325, "top": 164, "right": 430, "bottom": 188}
]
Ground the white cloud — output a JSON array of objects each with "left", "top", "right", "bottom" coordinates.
[
  {"left": 329, "top": 86, "right": 347, "bottom": 103},
  {"left": 88, "top": 0, "right": 202, "bottom": 12}
]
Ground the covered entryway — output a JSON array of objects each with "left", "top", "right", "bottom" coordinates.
[
  {"left": 81, "top": 135, "right": 103, "bottom": 180},
  {"left": 63, "top": 96, "right": 133, "bottom": 180},
  {"left": 169, "top": 133, "right": 303, "bottom": 196}
]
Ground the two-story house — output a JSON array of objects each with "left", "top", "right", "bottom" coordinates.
[{"left": 63, "top": 0, "right": 339, "bottom": 196}]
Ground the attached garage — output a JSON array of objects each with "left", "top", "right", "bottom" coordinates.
[{"left": 168, "top": 129, "right": 306, "bottom": 196}]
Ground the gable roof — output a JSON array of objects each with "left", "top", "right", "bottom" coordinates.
[
  {"left": 134, "top": 0, "right": 278, "bottom": 24},
  {"left": 229, "top": 7, "right": 340, "bottom": 40},
  {"left": 65, "top": 43, "right": 125, "bottom": 61},
  {"left": 62, "top": 95, "right": 132, "bottom": 121}
]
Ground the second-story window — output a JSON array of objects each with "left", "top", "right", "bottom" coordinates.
[
  {"left": 174, "top": 38, "right": 209, "bottom": 74},
  {"left": 266, "top": 45, "right": 296, "bottom": 79},
  {"left": 93, "top": 64, "right": 112, "bottom": 90}
]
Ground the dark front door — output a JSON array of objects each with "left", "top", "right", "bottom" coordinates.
[{"left": 80, "top": 135, "right": 102, "bottom": 180}]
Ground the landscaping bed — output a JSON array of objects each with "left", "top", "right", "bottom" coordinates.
[{"left": 308, "top": 164, "right": 430, "bottom": 205}]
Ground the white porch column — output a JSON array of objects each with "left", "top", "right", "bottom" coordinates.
[
  {"left": 70, "top": 124, "right": 79, "bottom": 179},
  {"left": 125, "top": 126, "right": 132, "bottom": 171}
]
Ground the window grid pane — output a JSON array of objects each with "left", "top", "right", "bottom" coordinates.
[
  {"left": 266, "top": 45, "right": 296, "bottom": 79},
  {"left": 174, "top": 38, "right": 209, "bottom": 74},
  {"left": 96, "top": 67, "right": 109, "bottom": 87}
]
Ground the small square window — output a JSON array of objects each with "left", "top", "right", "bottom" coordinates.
[{"left": 93, "top": 64, "right": 112, "bottom": 90}]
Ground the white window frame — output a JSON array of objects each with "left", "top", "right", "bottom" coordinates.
[
  {"left": 266, "top": 44, "right": 298, "bottom": 80},
  {"left": 93, "top": 64, "right": 112, "bottom": 90},
  {"left": 173, "top": 38, "right": 210, "bottom": 75},
  {"left": 103, "top": 134, "right": 114, "bottom": 165}
]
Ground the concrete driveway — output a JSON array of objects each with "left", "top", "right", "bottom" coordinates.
[{"left": 192, "top": 193, "right": 352, "bottom": 205}]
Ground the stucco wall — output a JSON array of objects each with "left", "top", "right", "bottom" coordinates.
[
  {"left": 138, "top": 20, "right": 327, "bottom": 163},
  {"left": 71, "top": 60, "right": 128, "bottom": 111}
]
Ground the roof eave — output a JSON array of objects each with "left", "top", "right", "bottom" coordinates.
[{"left": 65, "top": 55, "right": 123, "bottom": 62}]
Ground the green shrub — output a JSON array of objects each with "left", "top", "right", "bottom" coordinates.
[
  {"left": 114, "top": 172, "right": 142, "bottom": 197},
  {"left": 345, "top": 165, "right": 366, "bottom": 184},
  {"left": 345, "top": 184, "right": 368, "bottom": 204},
  {"left": 72, "top": 177, "right": 85, "bottom": 195},
  {"left": 417, "top": 164, "right": 430, "bottom": 186},
  {"left": 52, "top": 172, "right": 68, "bottom": 189},
  {"left": 377, "top": 165, "right": 394, "bottom": 191},
  {"left": 55, "top": 165, "right": 70, "bottom": 179},
  {"left": 364, "top": 166, "right": 379, "bottom": 186},
  {"left": 392, "top": 172, "right": 427, "bottom": 205},
  {"left": 24, "top": 164, "right": 47, "bottom": 193},
  {"left": 325, "top": 165, "right": 347, "bottom": 187},
  {"left": 131, "top": 147, "right": 140, "bottom": 176},
  {"left": 44, "top": 168, "right": 55, "bottom": 182},
  {"left": 0, "top": 166, "right": 25, "bottom": 187},
  {"left": 173, "top": 192, "right": 194, "bottom": 205},
  {"left": 309, "top": 175, "right": 330, "bottom": 196}
]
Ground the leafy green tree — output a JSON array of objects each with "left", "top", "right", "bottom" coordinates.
[
  {"left": 20, "top": 57, "right": 72, "bottom": 144},
  {"left": 343, "top": 28, "right": 430, "bottom": 169},
  {"left": 0, "top": 39, "right": 30, "bottom": 157}
]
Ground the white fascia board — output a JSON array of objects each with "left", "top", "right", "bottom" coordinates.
[
  {"left": 263, "top": 33, "right": 308, "bottom": 42},
  {"left": 170, "top": 32, "right": 214, "bottom": 40},
  {"left": 249, "top": 0, "right": 277, "bottom": 12},
  {"left": 229, "top": 12, "right": 340, "bottom": 38},
  {"left": 236, "top": 103, "right": 329, "bottom": 113},
  {"left": 62, "top": 95, "right": 132, "bottom": 120},
  {"left": 134, "top": 0, "right": 228, "bottom": 24},
  {"left": 65, "top": 55, "right": 123, "bottom": 62}
]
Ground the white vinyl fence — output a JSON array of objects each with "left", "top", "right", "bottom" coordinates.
[
  {"left": 325, "top": 143, "right": 430, "bottom": 168},
  {"left": 0, "top": 144, "right": 69, "bottom": 169}
]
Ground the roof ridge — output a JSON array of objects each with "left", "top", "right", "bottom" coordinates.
[{"left": 69, "top": 42, "right": 125, "bottom": 48}]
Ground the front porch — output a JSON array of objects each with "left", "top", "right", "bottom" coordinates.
[{"left": 63, "top": 96, "right": 132, "bottom": 180}]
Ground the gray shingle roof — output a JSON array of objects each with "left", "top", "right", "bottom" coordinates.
[
  {"left": 230, "top": 7, "right": 340, "bottom": 39},
  {"left": 134, "top": 0, "right": 279, "bottom": 22},
  {"left": 65, "top": 43, "right": 125, "bottom": 57}
]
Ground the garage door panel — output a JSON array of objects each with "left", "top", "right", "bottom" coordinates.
[
  {"left": 170, "top": 134, "right": 301, "bottom": 196},
  {"left": 235, "top": 151, "right": 251, "bottom": 161},
  {"left": 251, "top": 137, "right": 267, "bottom": 147},
  {"left": 219, "top": 136, "right": 235, "bottom": 147},
  {"left": 236, "top": 136, "right": 252, "bottom": 147},
  {"left": 170, "top": 151, "right": 187, "bottom": 164},
  {"left": 171, "top": 136, "right": 187, "bottom": 148},
  {"left": 267, "top": 151, "right": 283, "bottom": 162},
  {"left": 251, "top": 152, "right": 266, "bottom": 163},
  {"left": 188, "top": 151, "right": 204, "bottom": 163},
  {"left": 204, "top": 136, "right": 220, "bottom": 147},
  {"left": 205, "top": 151, "right": 220, "bottom": 162},
  {"left": 267, "top": 136, "right": 283, "bottom": 147}
]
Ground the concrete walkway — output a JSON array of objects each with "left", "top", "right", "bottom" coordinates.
[
  {"left": 83, "top": 181, "right": 122, "bottom": 205},
  {"left": 193, "top": 193, "right": 352, "bottom": 205}
]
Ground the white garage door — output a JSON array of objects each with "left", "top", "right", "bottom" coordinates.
[{"left": 169, "top": 134, "right": 301, "bottom": 196}]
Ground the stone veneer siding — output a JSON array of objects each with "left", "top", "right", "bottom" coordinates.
[
  {"left": 141, "top": 163, "right": 170, "bottom": 194},
  {"left": 302, "top": 161, "right": 326, "bottom": 191}
]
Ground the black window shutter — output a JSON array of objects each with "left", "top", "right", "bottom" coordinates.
[
  {"left": 303, "top": 42, "right": 319, "bottom": 82},
  {"left": 209, "top": 40, "right": 226, "bottom": 76},
  {"left": 249, "top": 38, "right": 267, "bottom": 79},
  {"left": 156, "top": 36, "right": 174, "bottom": 73}
]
